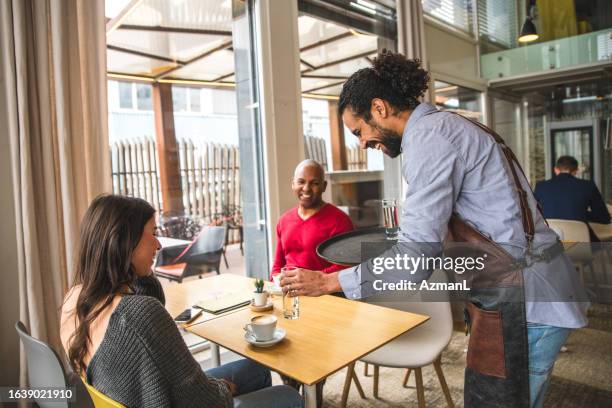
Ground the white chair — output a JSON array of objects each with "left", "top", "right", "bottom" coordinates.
[
  {"left": 546, "top": 219, "right": 593, "bottom": 262},
  {"left": 546, "top": 219, "right": 597, "bottom": 298},
  {"left": 16, "top": 321, "right": 94, "bottom": 408},
  {"left": 341, "top": 271, "right": 454, "bottom": 408},
  {"left": 546, "top": 219, "right": 590, "bottom": 243}
]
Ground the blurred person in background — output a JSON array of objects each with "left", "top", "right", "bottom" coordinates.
[{"left": 534, "top": 155, "right": 610, "bottom": 241}]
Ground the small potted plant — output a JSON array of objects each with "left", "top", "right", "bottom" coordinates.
[{"left": 253, "top": 278, "right": 268, "bottom": 306}]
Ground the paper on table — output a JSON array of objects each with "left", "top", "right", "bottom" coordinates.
[{"left": 194, "top": 292, "right": 252, "bottom": 314}]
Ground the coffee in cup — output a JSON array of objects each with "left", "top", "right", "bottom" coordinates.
[{"left": 244, "top": 315, "right": 277, "bottom": 341}]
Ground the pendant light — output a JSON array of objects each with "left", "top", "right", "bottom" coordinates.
[{"left": 518, "top": 3, "right": 539, "bottom": 43}]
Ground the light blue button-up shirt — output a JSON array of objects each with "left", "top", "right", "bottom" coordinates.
[{"left": 338, "top": 103, "right": 588, "bottom": 328}]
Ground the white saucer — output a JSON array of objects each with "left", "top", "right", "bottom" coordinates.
[
  {"left": 244, "top": 328, "right": 286, "bottom": 348},
  {"left": 250, "top": 299, "right": 273, "bottom": 312}
]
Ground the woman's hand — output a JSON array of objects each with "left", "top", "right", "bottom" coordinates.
[
  {"left": 279, "top": 269, "right": 341, "bottom": 297},
  {"left": 220, "top": 379, "right": 238, "bottom": 396}
]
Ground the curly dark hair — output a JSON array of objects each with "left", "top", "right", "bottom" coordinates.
[{"left": 338, "top": 50, "right": 430, "bottom": 121}]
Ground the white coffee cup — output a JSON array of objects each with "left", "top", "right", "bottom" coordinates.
[
  {"left": 272, "top": 274, "right": 281, "bottom": 289},
  {"left": 244, "top": 315, "right": 277, "bottom": 341},
  {"left": 252, "top": 291, "right": 268, "bottom": 307}
]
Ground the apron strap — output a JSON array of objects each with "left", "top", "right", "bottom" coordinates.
[{"left": 425, "top": 110, "right": 537, "bottom": 249}]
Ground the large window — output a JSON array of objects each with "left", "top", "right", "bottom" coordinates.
[
  {"left": 297, "top": 2, "right": 397, "bottom": 228},
  {"left": 477, "top": 0, "right": 518, "bottom": 49},
  {"left": 112, "top": 81, "right": 153, "bottom": 111},
  {"left": 118, "top": 81, "right": 135, "bottom": 109},
  {"left": 422, "top": 0, "right": 473, "bottom": 34},
  {"left": 171, "top": 87, "right": 205, "bottom": 114},
  {"left": 136, "top": 84, "right": 152, "bottom": 110},
  {"left": 105, "top": 0, "right": 244, "bottom": 273}
]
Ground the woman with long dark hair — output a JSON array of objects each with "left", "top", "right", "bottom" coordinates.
[{"left": 60, "top": 194, "right": 302, "bottom": 407}]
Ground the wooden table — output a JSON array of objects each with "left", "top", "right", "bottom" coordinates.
[
  {"left": 589, "top": 222, "right": 612, "bottom": 241},
  {"left": 188, "top": 290, "right": 429, "bottom": 408},
  {"left": 164, "top": 274, "right": 256, "bottom": 365},
  {"left": 158, "top": 236, "right": 191, "bottom": 249},
  {"left": 164, "top": 274, "right": 255, "bottom": 327}
]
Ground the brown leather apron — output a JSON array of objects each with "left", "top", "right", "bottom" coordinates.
[{"left": 438, "top": 112, "right": 535, "bottom": 408}]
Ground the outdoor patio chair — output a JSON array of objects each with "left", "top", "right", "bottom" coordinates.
[
  {"left": 211, "top": 205, "right": 244, "bottom": 267},
  {"left": 155, "top": 226, "right": 226, "bottom": 283},
  {"left": 157, "top": 212, "right": 201, "bottom": 241},
  {"left": 223, "top": 223, "right": 243, "bottom": 267}
]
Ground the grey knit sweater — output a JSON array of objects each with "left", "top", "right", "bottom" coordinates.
[{"left": 85, "top": 278, "right": 232, "bottom": 407}]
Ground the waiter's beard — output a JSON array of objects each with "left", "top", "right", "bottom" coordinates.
[{"left": 372, "top": 122, "right": 402, "bottom": 158}]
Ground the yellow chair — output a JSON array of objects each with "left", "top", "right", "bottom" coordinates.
[{"left": 81, "top": 378, "right": 125, "bottom": 408}]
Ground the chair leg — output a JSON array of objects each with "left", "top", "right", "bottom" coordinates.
[
  {"left": 414, "top": 367, "right": 425, "bottom": 408},
  {"left": 434, "top": 357, "right": 454, "bottom": 408},
  {"left": 340, "top": 362, "right": 355, "bottom": 408},
  {"left": 373, "top": 365, "right": 379, "bottom": 398},
  {"left": 316, "top": 381, "right": 324, "bottom": 408},
  {"left": 239, "top": 227, "right": 244, "bottom": 255},
  {"left": 351, "top": 366, "right": 365, "bottom": 399},
  {"left": 364, "top": 362, "right": 369, "bottom": 376},
  {"left": 222, "top": 249, "right": 229, "bottom": 268},
  {"left": 402, "top": 368, "right": 412, "bottom": 387}
]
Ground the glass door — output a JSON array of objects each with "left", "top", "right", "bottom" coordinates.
[
  {"left": 232, "top": 0, "right": 270, "bottom": 278},
  {"left": 551, "top": 127, "right": 594, "bottom": 180}
]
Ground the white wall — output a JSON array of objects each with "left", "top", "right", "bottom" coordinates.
[{"left": 424, "top": 20, "right": 484, "bottom": 91}]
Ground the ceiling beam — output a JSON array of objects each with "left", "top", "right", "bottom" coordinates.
[
  {"left": 155, "top": 41, "right": 233, "bottom": 80},
  {"left": 302, "top": 49, "right": 377, "bottom": 74},
  {"left": 303, "top": 80, "right": 346, "bottom": 93},
  {"left": 212, "top": 72, "right": 235, "bottom": 82},
  {"left": 302, "top": 74, "right": 349, "bottom": 80},
  {"left": 106, "top": 0, "right": 143, "bottom": 34},
  {"left": 107, "top": 72, "right": 155, "bottom": 82},
  {"left": 107, "top": 45, "right": 185, "bottom": 65},
  {"left": 298, "top": 0, "right": 396, "bottom": 40},
  {"left": 300, "top": 58, "right": 316, "bottom": 70},
  {"left": 299, "top": 31, "right": 353, "bottom": 52},
  {"left": 117, "top": 24, "right": 232, "bottom": 37}
]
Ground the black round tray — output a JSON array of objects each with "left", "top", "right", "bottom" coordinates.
[{"left": 316, "top": 227, "right": 389, "bottom": 266}]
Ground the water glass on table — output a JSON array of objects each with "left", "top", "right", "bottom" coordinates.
[{"left": 281, "top": 265, "right": 300, "bottom": 320}]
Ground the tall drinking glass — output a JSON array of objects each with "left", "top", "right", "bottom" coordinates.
[
  {"left": 281, "top": 265, "right": 300, "bottom": 320},
  {"left": 381, "top": 199, "right": 399, "bottom": 240}
]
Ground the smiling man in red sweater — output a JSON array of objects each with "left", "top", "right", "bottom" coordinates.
[{"left": 271, "top": 159, "right": 354, "bottom": 278}]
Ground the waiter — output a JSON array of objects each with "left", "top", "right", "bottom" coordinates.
[{"left": 281, "top": 51, "right": 588, "bottom": 408}]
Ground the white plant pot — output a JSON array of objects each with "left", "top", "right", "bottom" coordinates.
[{"left": 253, "top": 291, "right": 268, "bottom": 307}]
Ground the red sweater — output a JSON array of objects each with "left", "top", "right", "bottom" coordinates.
[{"left": 271, "top": 203, "right": 354, "bottom": 277}]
